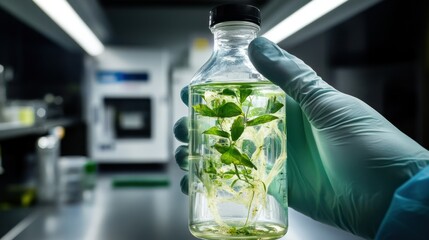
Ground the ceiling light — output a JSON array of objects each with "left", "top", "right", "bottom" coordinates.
[
  {"left": 33, "top": 0, "right": 104, "bottom": 56},
  {"left": 263, "top": 0, "right": 349, "bottom": 43}
]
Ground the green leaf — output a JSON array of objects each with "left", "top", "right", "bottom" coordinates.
[
  {"left": 240, "top": 153, "right": 257, "bottom": 170},
  {"left": 193, "top": 104, "right": 217, "bottom": 117},
  {"left": 204, "top": 160, "right": 217, "bottom": 174},
  {"left": 223, "top": 170, "right": 236, "bottom": 175},
  {"left": 221, "top": 89, "right": 236, "bottom": 97},
  {"left": 239, "top": 87, "right": 252, "bottom": 103},
  {"left": 230, "top": 179, "right": 239, "bottom": 187},
  {"left": 267, "top": 97, "right": 284, "bottom": 114},
  {"left": 216, "top": 102, "right": 242, "bottom": 118},
  {"left": 222, "top": 174, "right": 233, "bottom": 179},
  {"left": 270, "top": 101, "right": 284, "bottom": 113},
  {"left": 203, "top": 127, "right": 230, "bottom": 138},
  {"left": 247, "top": 115, "right": 278, "bottom": 126},
  {"left": 231, "top": 116, "right": 245, "bottom": 141},
  {"left": 212, "top": 99, "right": 221, "bottom": 109},
  {"left": 220, "top": 147, "right": 242, "bottom": 165},
  {"left": 220, "top": 147, "right": 257, "bottom": 170},
  {"left": 236, "top": 227, "right": 252, "bottom": 235},
  {"left": 214, "top": 143, "right": 230, "bottom": 154}
]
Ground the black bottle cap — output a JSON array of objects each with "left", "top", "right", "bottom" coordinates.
[{"left": 209, "top": 4, "right": 261, "bottom": 28}]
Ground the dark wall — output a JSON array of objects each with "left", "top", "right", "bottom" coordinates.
[
  {"left": 329, "top": 0, "right": 426, "bottom": 66},
  {"left": 282, "top": 0, "right": 429, "bottom": 148},
  {"left": 0, "top": 7, "right": 84, "bottom": 117}
]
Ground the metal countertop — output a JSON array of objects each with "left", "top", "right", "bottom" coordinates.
[{"left": 5, "top": 166, "right": 362, "bottom": 240}]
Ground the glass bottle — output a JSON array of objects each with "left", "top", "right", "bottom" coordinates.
[{"left": 188, "top": 4, "right": 288, "bottom": 239}]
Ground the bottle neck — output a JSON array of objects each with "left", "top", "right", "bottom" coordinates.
[{"left": 211, "top": 22, "right": 259, "bottom": 51}]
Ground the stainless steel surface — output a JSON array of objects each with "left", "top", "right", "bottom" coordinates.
[
  {"left": 14, "top": 168, "right": 194, "bottom": 240},
  {"left": 8, "top": 165, "right": 363, "bottom": 240}
]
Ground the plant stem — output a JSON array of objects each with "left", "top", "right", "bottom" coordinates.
[
  {"left": 234, "top": 164, "right": 242, "bottom": 180},
  {"left": 242, "top": 166, "right": 254, "bottom": 187},
  {"left": 244, "top": 190, "right": 255, "bottom": 227}
]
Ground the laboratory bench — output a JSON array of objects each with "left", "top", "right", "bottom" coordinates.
[{"left": 1, "top": 165, "right": 363, "bottom": 240}]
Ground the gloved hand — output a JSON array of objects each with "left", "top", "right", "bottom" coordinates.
[{"left": 174, "top": 37, "right": 429, "bottom": 239}]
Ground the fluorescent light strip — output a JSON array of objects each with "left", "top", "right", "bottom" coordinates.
[
  {"left": 263, "top": 0, "right": 349, "bottom": 43},
  {"left": 33, "top": 0, "right": 104, "bottom": 56}
]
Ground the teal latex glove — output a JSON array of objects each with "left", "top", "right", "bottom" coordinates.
[
  {"left": 375, "top": 165, "right": 429, "bottom": 239},
  {"left": 174, "top": 37, "right": 429, "bottom": 239}
]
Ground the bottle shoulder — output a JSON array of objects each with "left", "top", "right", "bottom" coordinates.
[{"left": 190, "top": 51, "right": 268, "bottom": 86}]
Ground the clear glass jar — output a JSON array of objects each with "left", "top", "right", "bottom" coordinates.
[{"left": 188, "top": 4, "right": 288, "bottom": 239}]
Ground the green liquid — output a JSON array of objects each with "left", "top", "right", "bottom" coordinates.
[
  {"left": 191, "top": 221, "right": 287, "bottom": 240},
  {"left": 189, "top": 82, "right": 288, "bottom": 239}
]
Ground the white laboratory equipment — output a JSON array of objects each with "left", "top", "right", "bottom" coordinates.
[{"left": 86, "top": 47, "right": 169, "bottom": 163}]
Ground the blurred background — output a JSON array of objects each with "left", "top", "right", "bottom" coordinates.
[{"left": 0, "top": 0, "right": 428, "bottom": 239}]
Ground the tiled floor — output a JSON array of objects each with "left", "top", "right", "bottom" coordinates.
[{"left": 6, "top": 163, "right": 362, "bottom": 240}]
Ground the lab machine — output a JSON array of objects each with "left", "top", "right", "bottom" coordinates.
[{"left": 85, "top": 47, "right": 169, "bottom": 163}]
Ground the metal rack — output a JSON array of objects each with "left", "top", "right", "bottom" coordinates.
[{"left": 0, "top": 118, "right": 76, "bottom": 141}]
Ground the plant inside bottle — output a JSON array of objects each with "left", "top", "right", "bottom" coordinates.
[{"left": 189, "top": 82, "right": 287, "bottom": 238}]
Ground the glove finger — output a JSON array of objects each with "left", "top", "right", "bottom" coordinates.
[
  {"left": 180, "top": 85, "right": 189, "bottom": 107},
  {"left": 175, "top": 145, "right": 189, "bottom": 171},
  {"left": 180, "top": 175, "right": 189, "bottom": 195},
  {"left": 249, "top": 37, "right": 351, "bottom": 128},
  {"left": 173, "top": 117, "right": 188, "bottom": 142},
  {"left": 249, "top": 37, "right": 335, "bottom": 103}
]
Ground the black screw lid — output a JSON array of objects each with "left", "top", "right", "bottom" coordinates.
[{"left": 209, "top": 4, "right": 261, "bottom": 28}]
